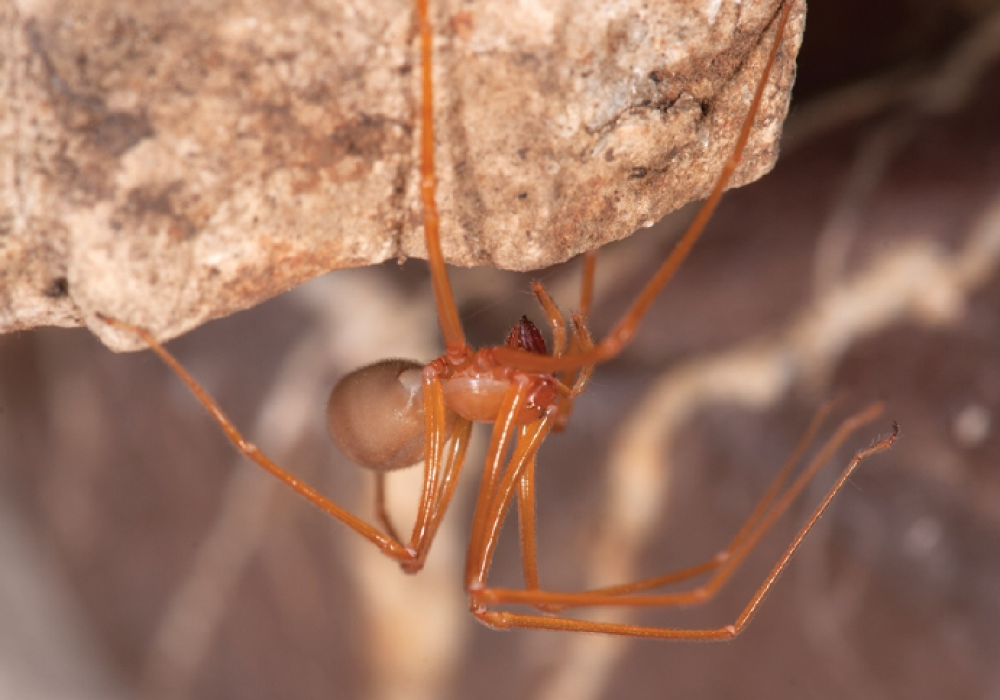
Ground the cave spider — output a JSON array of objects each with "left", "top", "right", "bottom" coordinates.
[{"left": 99, "top": 0, "right": 897, "bottom": 639}]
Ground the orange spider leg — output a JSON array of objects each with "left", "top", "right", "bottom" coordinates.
[
  {"left": 416, "top": 0, "right": 464, "bottom": 353},
  {"left": 579, "top": 396, "right": 841, "bottom": 601},
  {"left": 490, "top": 0, "right": 796, "bottom": 376},
  {"left": 530, "top": 282, "right": 595, "bottom": 393},
  {"left": 98, "top": 315, "right": 474, "bottom": 575},
  {"left": 567, "top": 251, "right": 597, "bottom": 389},
  {"left": 464, "top": 380, "right": 537, "bottom": 581},
  {"left": 529, "top": 281, "right": 595, "bottom": 430},
  {"left": 565, "top": 312, "right": 595, "bottom": 398},
  {"left": 96, "top": 314, "right": 411, "bottom": 561},
  {"left": 403, "top": 375, "right": 474, "bottom": 572},
  {"left": 466, "top": 397, "right": 556, "bottom": 588},
  {"left": 467, "top": 416, "right": 898, "bottom": 638},
  {"left": 503, "top": 395, "right": 839, "bottom": 614},
  {"left": 531, "top": 282, "right": 568, "bottom": 356},
  {"left": 474, "top": 400, "right": 884, "bottom": 611},
  {"left": 513, "top": 285, "right": 594, "bottom": 591},
  {"left": 408, "top": 376, "right": 453, "bottom": 545},
  {"left": 516, "top": 448, "right": 541, "bottom": 591},
  {"left": 548, "top": 310, "right": 595, "bottom": 433},
  {"left": 415, "top": 414, "right": 473, "bottom": 562}
]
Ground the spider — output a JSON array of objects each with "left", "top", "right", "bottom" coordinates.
[{"left": 99, "top": 0, "right": 897, "bottom": 639}]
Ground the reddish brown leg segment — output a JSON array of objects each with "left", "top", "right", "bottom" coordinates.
[
  {"left": 96, "top": 314, "right": 412, "bottom": 560},
  {"left": 416, "top": 0, "right": 464, "bottom": 353},
  {"left": 475, "top": 400, "right": 881, "bottom": 610},
  {"left": 402, "top": 374, "right": 472, "bottom": 573},
  {"left": 466, "top": 409, "right": 555, "bottom": 593},
  {"left": 469, "top": 414, "right": 898, "bottom": 638},
  {"left": 492, "top": 398, "right": 842, "bottom": 617},
  {"left": 516, "top": 446, "right": 541, "bottom": 592},
  {"left": 579, "top": 397, "right": 841, "bottom": 602}
]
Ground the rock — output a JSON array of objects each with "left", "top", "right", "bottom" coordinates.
[{"left": 0, "top": 0, "right": 803, "bottom": 350}]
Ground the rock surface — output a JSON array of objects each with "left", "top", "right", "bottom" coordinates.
[{"left": 0, "top": 0, "right": 802, "bottom": 349}]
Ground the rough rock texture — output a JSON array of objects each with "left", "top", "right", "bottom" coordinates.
[{"left": 0, "top": 0, "right": 803, "bottom": 349}]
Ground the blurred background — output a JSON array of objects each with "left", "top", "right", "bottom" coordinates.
[{"left": 2, "top": 0, "right": 1000, "bottom": 698}]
